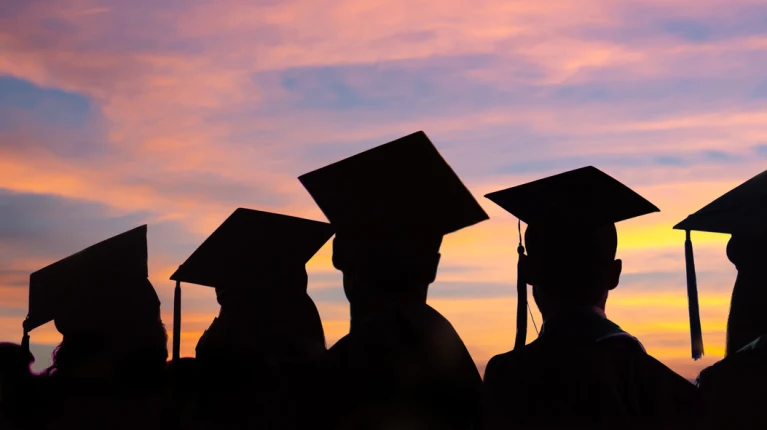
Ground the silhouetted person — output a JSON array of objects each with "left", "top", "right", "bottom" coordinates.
[
  {"left": 298, "top": 131, "right": 489, "bottom": 429},
  {"left": 169, "top": 208, "right": 334, "bottom": 429},
  {"left": 0, "top": 343, "right": 35, "bottom": 429},
  {"left": 21, "top": 225, "right": 169, "bottom": 430},
  {"left": 483, "top": 166, "right": 701, "bottom": 429},
  {"left": 675, "top": 169, "right": 767, "bottom": 428}
]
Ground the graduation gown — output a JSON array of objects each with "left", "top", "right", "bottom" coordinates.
[
  {"left": 312, "top": 303, "right": 483, "bottom": 430},
  {"left": 166, "top": 354, "right": 321, "bottom": 430},
  {"left": 34, "top": 372, "right": 170, "bottom": 430},
  {"left": 697, "top": 335, "right": 767, "bottom": 429},
  {"left": 483, "top": 308, "right": 701, "bottom": 430},
  {"left": 0, "top": 374, "right": 42, "bottom": 430}
]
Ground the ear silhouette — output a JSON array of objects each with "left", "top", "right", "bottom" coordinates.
[
  {"left": 607, "top": 259, "right": 622, "bottom": 291},
  {"left": 426, "top": 253, "right": 441, "bottom": 284}
]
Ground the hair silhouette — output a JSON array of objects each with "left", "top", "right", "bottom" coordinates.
[
  {"left": 724, "top": 235, "right": 767, "bottom": 355},
  {"left": 695, "top": 234, "right": 767, "bottom": 428}
]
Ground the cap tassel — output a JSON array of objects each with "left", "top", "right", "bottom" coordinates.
[
  {"left": 514, "top": 244, "right": 528, "bottom": 350},
  {"left": 514, "top": 220, "right": 527, "bottom": 350},
  {"left": 685, "top": 230, "right": 704, "bottom": 360},
  {"left": 21, "top": 321, "right": 30, "bottom": 357},
  {"left": 172, "top": 278, "right": 181, "bottom": 363}
]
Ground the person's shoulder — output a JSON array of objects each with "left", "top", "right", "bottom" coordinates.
[
  {"left": 165, "top": 357, "right": 198, "bottom": 373},
  {"left": 164, "top": 357, "right": 200, "bottom": 388},
  {"left": 420, "top": 304, "right": 457, "bottom": 329},
  {"left": 483, "top": 350, "right": 517, "bottom": 383},
  {"left": 325, "top": 333, "right": 352, "bottom": 356},
  {"left": 420, "top": 306, "right": 478, "bottom": 358},
  {"left": 641, "top": 353, "right": 697, "bottom": 390},
  {"left": 486, "top": 348, "right": 520, "bottom": 371},
  {"left": 401, "top": 304, "right": 466, "bottom": 346},
  {"left": 697, "top": 343, "right": 767, "bottom": 389},
  {"left": 322, "top": 333, "right": 356, "bottom": 367},
  {"left": 608, "top": 341, "right": 701, "bottom": 411},
  {"left": 698, "top": 350, "right": 748, "bottom": 384},
  {"left": 598, "top": 336, "right": 689, "bottom": 380},
  {"left": 484, "top": 340, "right": 547, "bottom": 383},
  {"left": 594, "top": 331, "right": 654, "bottom": 369},
  {"left": 696, "top": 359, "right": 724, "bottom": 391}
]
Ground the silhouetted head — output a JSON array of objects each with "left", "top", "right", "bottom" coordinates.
[
  {"left": 727, "top": 234, "right": 767, "bottom": 272},
  {"left": 484, "top": 166, "right": 659, "bottom": 325},
  {"left": 524, "top": 224, "right": 622, "bottom": 319},
  {"left": 48, "top": 278, "right": 168, "bottom": 380},
  {"left": 725, "top": 234, "right": 767, "bottom": 355},
  {"left": 214, "top": 266, "right": 310, "bottom": 307},
  {"left": 196, "top": 265, "right": 326, "bottom": 364},
  {"left": 298, "top": 131, "right": 489, "bottom": 326},
  {"left": 197, "top": 267, "right": 326, "bottom": 367},
  {"left": 332, "top": 229, "right": 442, "bottom": 322}
]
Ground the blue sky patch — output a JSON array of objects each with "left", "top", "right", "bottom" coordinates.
[{"left": 0, "top": 75, "right": 92, "bottom": 129}]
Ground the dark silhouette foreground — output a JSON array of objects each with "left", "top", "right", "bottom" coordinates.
[
  {"left": 0, "top": 343, "right": 35, "bottom": 429},
  {"left": 1, "top": 133, "right": 760, "bottom": 430}
]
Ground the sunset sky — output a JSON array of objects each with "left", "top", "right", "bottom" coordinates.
[{"left": 2, "top": 0, "right": 767, "bottom": 379}]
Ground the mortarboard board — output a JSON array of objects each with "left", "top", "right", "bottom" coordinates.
[
  {"left": 675, "top": 169, "right": 767, "bottom": 235},
  {"left": 21, "top": 225, "right": 155, "bottom": 354},
  {"left": 298, "top": 130, "right": 488, "bottom": 242},
  {"left": 485, "top": 166, "right": 659, "bottom": 350},
  {"left": 674, "top": 169, "right": 767, "bottom": 360},
  {"left": 168, "top": 208, "right": 334, "bottom": 362}
]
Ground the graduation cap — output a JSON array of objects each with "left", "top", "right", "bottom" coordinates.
[
  {"left": 485, "top": 166, "right": 659, "bottom": 350},
  {"left": 675, "top": 169, "right": 767, "bottom": 360},
  {"left": 298, "top": 131, "right": 488, "bottom": 268},
  {"left": 21, "top": 225, "right": 155, "bottom": 354},
  {"left": 169, "top": 208, "right": 334, "bottom": 362}
]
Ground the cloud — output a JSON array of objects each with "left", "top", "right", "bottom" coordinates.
[
  {"left": 660, "top": 6, "right": 767, "bottom": 43},
  {"left": 0, "top": 188, "right": 151, "bottom": 260},
  {"left": 754, "top": 144, "right": 767, "bottom": 157},
  {"left": 0, "top": 75, "right": 92, "bottom": 130},
  {"left": 654, "top": 155, "right": 686, "bottom": 167},
  {"left": 256, "top": 53, "right": 545, "bottom": 114},
  {"left": 0, "top": 76, "right": 111, "bottom": 163},
  {"left": 663, "top": 19, "right": 712, "bottom": 43}
]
